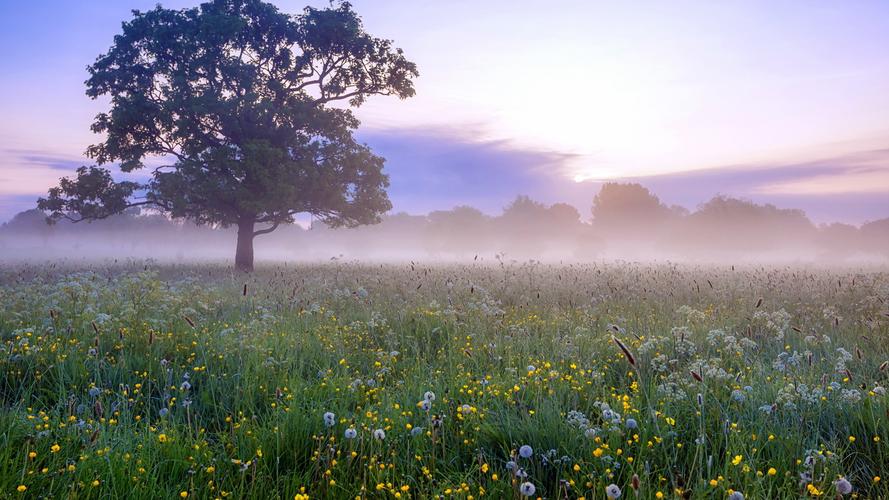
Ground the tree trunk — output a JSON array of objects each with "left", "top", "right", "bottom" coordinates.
[{"left": 235, "top": 218, "right": 255, "bottom": 272}]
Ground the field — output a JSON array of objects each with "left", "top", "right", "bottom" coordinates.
[{"left": 1, "top": 262, "right": 887, "bottom": 499}]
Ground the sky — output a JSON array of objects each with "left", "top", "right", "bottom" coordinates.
[{"left": 1, "top": 0, "right": 888, "bottom": 224}]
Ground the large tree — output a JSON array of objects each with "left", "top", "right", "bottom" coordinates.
[{"left": 38, "top": 0, "right": 417, "bottom": 271}]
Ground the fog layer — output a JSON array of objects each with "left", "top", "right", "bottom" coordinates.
[{"left": 2, "top": 183, "right": 887, "bottom": 264}]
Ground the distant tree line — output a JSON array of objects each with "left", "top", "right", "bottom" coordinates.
[{"left": 3, "top": 183, "right": 888, "bottom": 261}]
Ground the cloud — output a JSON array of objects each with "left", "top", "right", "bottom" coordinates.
[
  {"left": 751, "top": 149, "right": 889, "bottom": 195},
  {"left": 600, "top": 147, "right": 889, "bottom": 223},
  {"left": 357, "top": 125, "right": 581, "bottom": 214}
]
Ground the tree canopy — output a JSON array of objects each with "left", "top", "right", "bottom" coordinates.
[{"left": 38, "top": 0, "right": 418, "bottom": 271}]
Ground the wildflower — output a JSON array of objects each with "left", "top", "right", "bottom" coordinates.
[
  {"left": 158, "top": 434, "right": 168, "bottom": 443},
  {"left": 373, "top": 428, "right": 386, "bottom": 440},
  {"left": 410, "top": 426, "right": 424, "bottom": 437},
  {"left": 728, "top": 492, "right": 744, "bottom": 500},
  {"left": 731, "top": 455, "right": 743, "bottom": 466},
  {"left": 180, "top": 492, "right": 189, "bottom": 498},
  {"left": 159, "top": 408, "right": 169, "bottom": 417},
  {"left": 625, "top": 418, "right": 637, "bottom": 429},
  {"left": 519, "top": 445, "right": 533, "bottom": 458},
  {"left": 344, "top": 428, "right": 357, "bottom": 439},
  {"left": 605, "top": 483, "right": 622, "bottom": 499},
  {"left": 89, "top": 386, "right": 101, "bottom": 397},
  {"left": 17, "top": 485, "right": 27, "bottom": 493},
  {"left": 50, "top": 444, "right": 60, "bottom": 453},
  {"left": 768, "top": 467, "right": 777, "bottom": 476},
  {"left": 323, "top": 412, "right": 336, "bottom": 428},
  {"left": 519, "top": 482, "right": 536, "bottom": 497},
  {"left": 834, "top": 477, "right": 852, "bottom": 495},
  {"left": 424, "top": 391, "right": 436, "bottom": 402},
  {"left": 419, "top": 399, "right": 432, "bottom": 411}
]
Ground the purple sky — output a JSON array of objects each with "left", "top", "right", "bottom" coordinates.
[{"left": 1, "top": 0, "right": 888, "bottom": 224}]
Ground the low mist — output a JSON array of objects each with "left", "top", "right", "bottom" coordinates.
[{"left": 2, "top": 183, "right": 887, "bottom": 266}]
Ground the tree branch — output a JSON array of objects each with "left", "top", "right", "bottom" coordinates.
[{"left": 253, "top": 220, "right": 281, "bottom": 237}]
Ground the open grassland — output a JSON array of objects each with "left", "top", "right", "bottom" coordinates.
[{"left": 1, "top": 262, "right": 887, "bottom": 499}]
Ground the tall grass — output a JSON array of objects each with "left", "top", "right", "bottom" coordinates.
[{"left": 0, "top": 261, "right": 887, "bottom": 498}]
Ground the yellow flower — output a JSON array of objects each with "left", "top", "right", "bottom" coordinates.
[
  {"left": 158, "top": 434, "right": 168, "bottom": 443},
  {"left": 17, "top": 485, "right": 27, "bottom": 493},
  {"left": 709, "top": 479, "right": 718, "bottom": 487},
  {"left": 655, "top": 493, "right": 664, "bottom": 499},
  {"left": 92, "top": 480, "right": 100, "bottom": 487},
  {"left": 180, "top": 492, "right": 188, "bottom": 498},
  {"left": 50, "top": 443, "right": 61, "bottom": 453},
  {"left": 768, "top": 467, "right": 777, "bottom": 476},
  {"left": 731, "top": 455, "right": 743, "bottom": 466},
  {"left": 848, "top": 436, "right": 856, "bottom": 443}
]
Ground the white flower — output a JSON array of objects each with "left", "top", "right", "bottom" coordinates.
[
  {"left": 728, "top": 492, "right": 744, "bottom": 500},
  {"left": 605, "top": 483, "right": 621, "bottom": 499},
  {"left": 373, "top": 428, "right": 386, "bottom": 440},
  {"left": 423, "top": 391, "right": 436, "bottom": 402},
  {"left": 835, "top": 477, "right": 852, "bottom": 495},
  {"left": 519, "top": 482, "right": 536, "bottom": 497},
  {"left": 419, "top": 399, "right": 432, "bottom": 411},
  {"left": 344, "top": 428, "right": 357, "bottom": 439},
  {"left": 518, "top": 445, "right": 533, "bottom": 458},
  {"left": 323, "top": 412, "right": 336, "bottom": 428}
]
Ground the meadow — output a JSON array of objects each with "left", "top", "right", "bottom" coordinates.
[{"left": 0, "top": 261, "right": 887, "bottom": 499}]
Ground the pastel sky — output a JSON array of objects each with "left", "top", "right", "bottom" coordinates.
[{"left": 1, "top": 0, "right": 888, "bottom": 224}]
